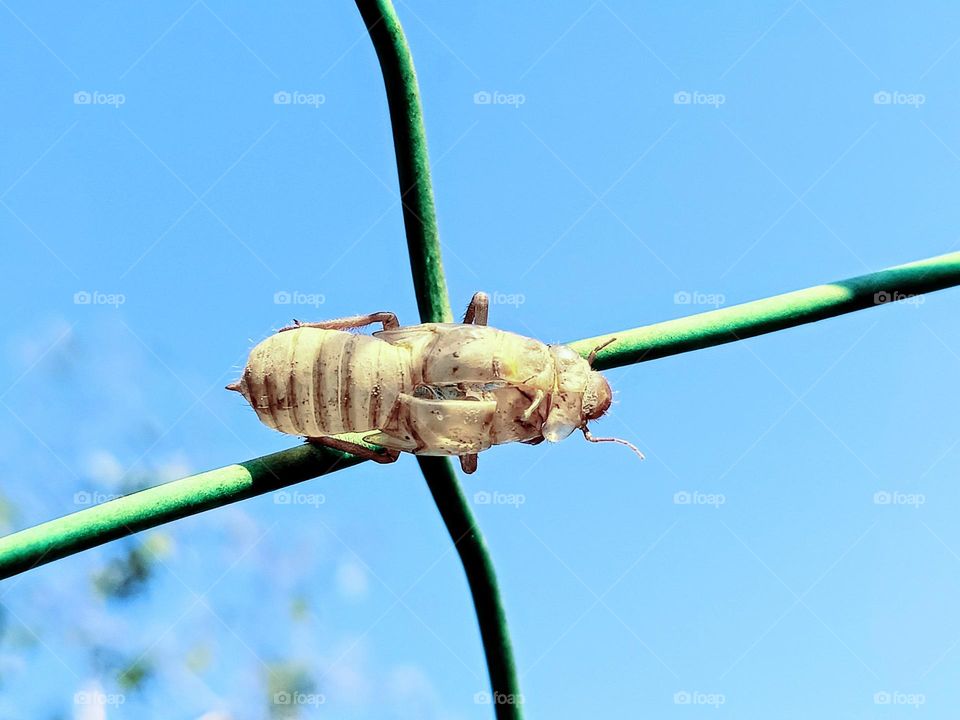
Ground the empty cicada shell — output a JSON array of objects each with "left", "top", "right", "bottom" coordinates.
[{"left": 228, "top": 292, "right": 642, "bottom": 474}]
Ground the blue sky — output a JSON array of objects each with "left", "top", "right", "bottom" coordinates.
[{"left": 2, "top": 1, "right": 960, "bottom": 718}]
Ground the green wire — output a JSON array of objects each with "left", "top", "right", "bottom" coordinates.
[
  {"left": 0, "top": 443, "right": 364, "bottom": 579},
  {"left": 3, "top": 251, "right": 959, "bottom": 585},
  {"left": 2, "top": 6, "right": 959, "bottom": 710},
  {"left": 355, "top": 1, "right": 523, "bottom": 716},
  {"left": 354, "top": 0, "right": 451, "bottom": 324},
  {"left": 570, "top": 250, "right": 960, "bottom": 369}
]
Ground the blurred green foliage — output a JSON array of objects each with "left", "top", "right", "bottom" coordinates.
[
  {"left": 118, "top": 658, "right": 153, "bottom": 692},
  {"left": 266, "top": 661, "right": 318, "bottom": 719},
  {"left": 91, "top": 532, "right": 172, "bottom": 600}
]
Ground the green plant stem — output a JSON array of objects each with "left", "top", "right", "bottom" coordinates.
[
  {"left": 354, "top": 0, "right": 451, "bottom": 324},
  {"left": 3, "top": 251, "right": 960, "bottom": 582},
  {"left": 570, "top": 250, "right": 960, "bottom": 370},
  {"left": 0, "top": 443, "right": 363, "bottom": 579},
  {"left": 356, "top": 1, "right": 522, "bottom": 717}
]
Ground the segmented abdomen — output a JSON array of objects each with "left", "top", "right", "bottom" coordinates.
[{"left": 237, "top": 328, "right": 413, "bottom": 436}]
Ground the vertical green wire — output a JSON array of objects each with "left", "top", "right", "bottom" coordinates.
[
  {"left": 354, "top": 0, "right": 451, "bottom": 324},
  {"left": 354, "top": 1, "right": 524, "bottom": 716},
  {"left": 416, "top": 456, "right": 523, "bottom": 716}
]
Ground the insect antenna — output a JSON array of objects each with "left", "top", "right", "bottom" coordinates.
[{"left": 581, "top": 426, "right": 645, "bottom": 460}]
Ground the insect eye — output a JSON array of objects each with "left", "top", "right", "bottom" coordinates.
[{"left": 583, "top": 374, "right": 612, "bottom": 420}]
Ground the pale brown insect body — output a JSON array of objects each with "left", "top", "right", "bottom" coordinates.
[{"left": 229, "top": 292, "right": 641, "bottom": 473}]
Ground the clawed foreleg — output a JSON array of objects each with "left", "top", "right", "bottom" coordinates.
[{"left": 281, "top": 312, "right": 399, "bottom": 334}]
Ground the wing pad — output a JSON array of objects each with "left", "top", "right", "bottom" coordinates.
[{"left": 366, "top": 393, "right": 497, "bottom": 456}]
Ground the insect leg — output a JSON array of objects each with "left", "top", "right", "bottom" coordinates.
[
  {"left": 459, "top": 453, "right": 478, "bottom": 474},
  {"left": 521, "top": 389, "right": 545, "bottom": 421},
  {"left": 280, "top": 312, "right": 400, "bottom": 333},
  {"left": 586, "top": 337, "right": 617, "bottom": 367},
  {"left": 306, "top": 435, "right": 400, "bottom": 464},
  {"left": 462, "top": 291, "right": 489, "bottom": 326}
]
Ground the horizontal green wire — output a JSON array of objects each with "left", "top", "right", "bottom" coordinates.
[
  {"left": 2, "top": 249, "right": 959, "bottom": 581},
  {"left": 570, "top": 250, "right": 960, "bottom": 370},
  {"left": 0, "top": 443, "right": 365, "bottom": 579}
]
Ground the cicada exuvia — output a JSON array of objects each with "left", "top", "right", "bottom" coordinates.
[{"left": 228, "top": 292, "right": 641, "bottom": 473}]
